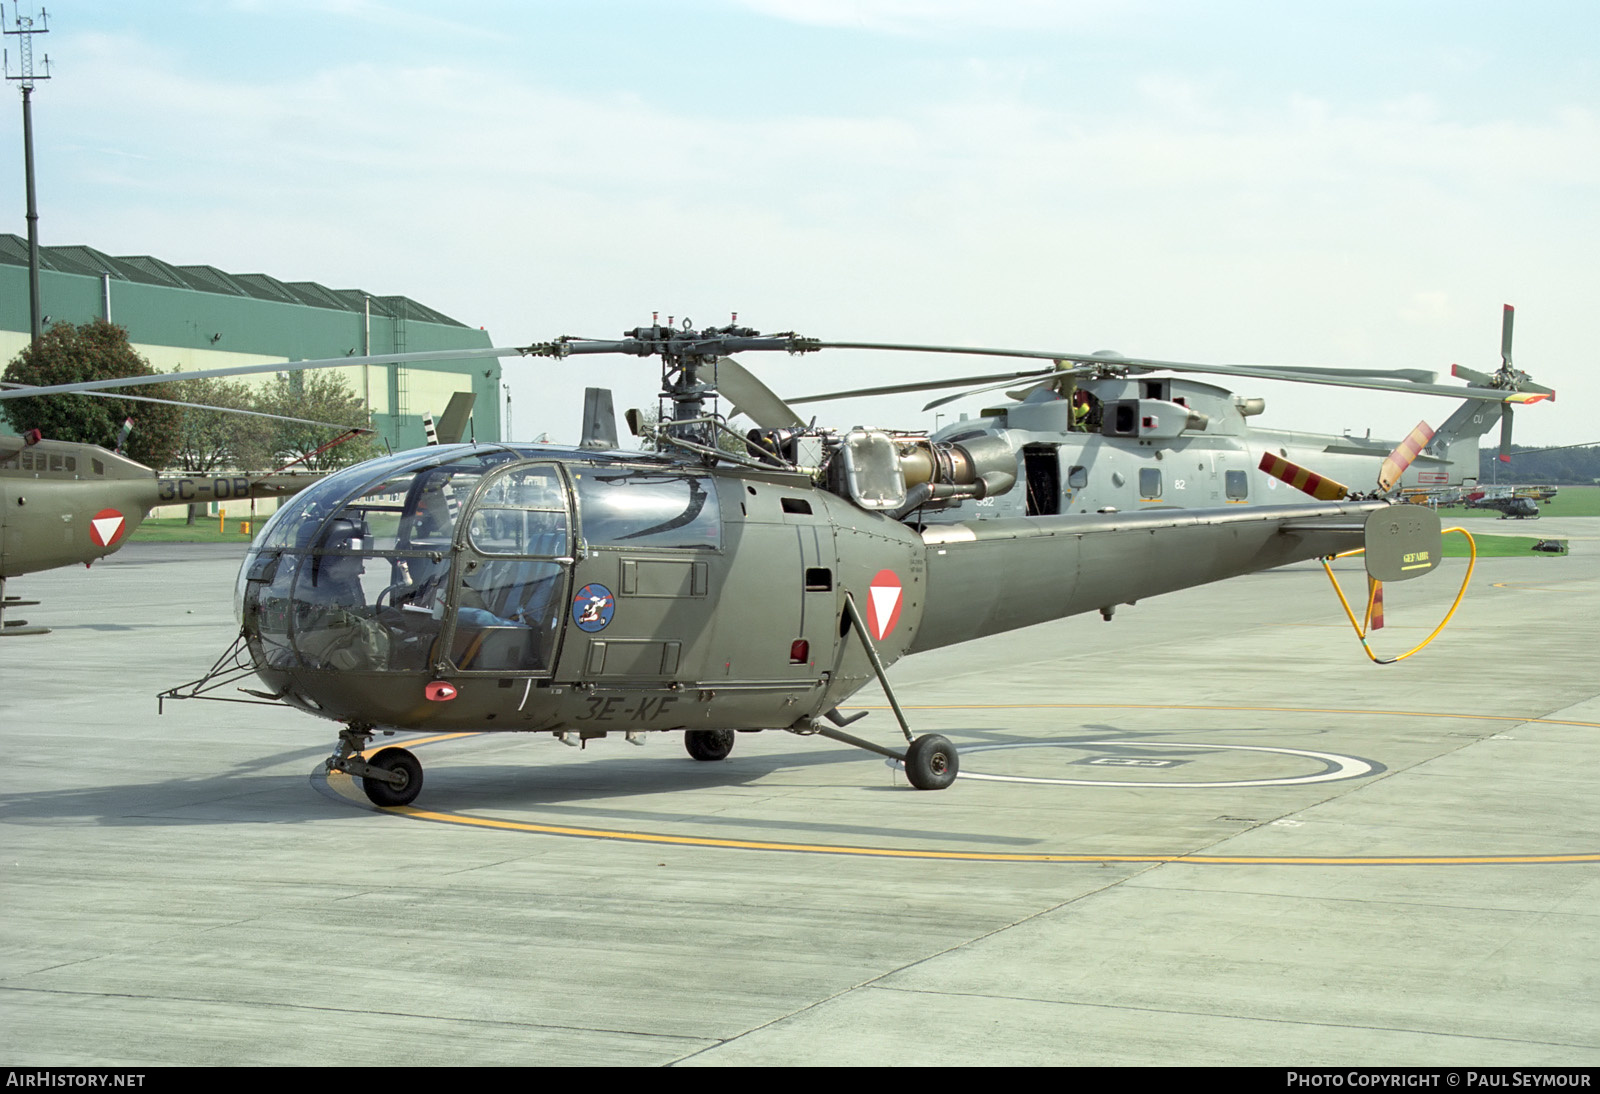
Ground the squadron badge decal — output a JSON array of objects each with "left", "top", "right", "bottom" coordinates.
[{"left": 572, "top": 583, "right": 616, "bottom": 632}]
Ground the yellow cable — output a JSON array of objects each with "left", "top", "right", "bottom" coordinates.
[{"left": 1320, "top": 526, "right": 1477, "bottom": 664}]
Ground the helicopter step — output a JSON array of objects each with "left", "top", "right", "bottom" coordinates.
[{"left": 0, "top": 580, "right": 48, "bottom": 636}]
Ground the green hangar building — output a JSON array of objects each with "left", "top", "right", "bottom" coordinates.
[{"left": 1, "top": 233, "right": 502, "bottom": 451}]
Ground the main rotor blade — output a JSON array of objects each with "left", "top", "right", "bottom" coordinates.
[
  {"left": 1263, "top": 365, "right": 1438, "bottom": 384},
  {"left": 0, "top": 346, "right": 523, "bottom": 402},
  {"left": 1377, "top": 422, "right": 1436, "bottom": 493},
  {"left": 1258, "top": 453, "right": 1352, "bottom": 501},
  {"left": 712, "top": 357, "right": 805, "bottom": 429},
  {"left": 810, "top": 341, "right": 1530, "bottom": 403},
  {"left": 922, "top": 372, "right": 1072, "bottom": 412},
  {"left": 786, "top": 367, "right": 1058, "bottom": 407},
  {"left": 0, "top": 381, "right": 370, "bottom": 432}
]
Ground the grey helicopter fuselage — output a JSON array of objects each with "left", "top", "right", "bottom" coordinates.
[
  {"left": 921, "top": 375, "right": 1480, "bottom": 523},
  {"left": 236, "top": 439, "right": 1382, "bottom": 740}
]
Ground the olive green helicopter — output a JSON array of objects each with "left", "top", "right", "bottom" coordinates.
[{"left": 96, "top": 315, "right": 1485, "bottom": 806}]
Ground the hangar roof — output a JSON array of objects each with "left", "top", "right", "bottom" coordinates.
[{"left": 0, "top": 234, "right": 467, "bottom": 327}]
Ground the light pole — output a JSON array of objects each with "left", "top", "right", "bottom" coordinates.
[{"left": 4, "top": 4, "right": 50, "bottom": 346}]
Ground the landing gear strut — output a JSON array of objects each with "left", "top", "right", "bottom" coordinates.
[
  {"left": 820, "top": 592, "right": 962, "bottom": 791},
  {"left": 325, "top": 727, "right": 425, "bottom": 807}
]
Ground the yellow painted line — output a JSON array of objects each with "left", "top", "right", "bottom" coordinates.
[
  {"left": 357, "top": 798, "right": 1600, "bottom": 865},
  {"left": 318, "top": 705, "right": 1600, "bottom": 865},
  {"left": 359, "top": 731, "right": 482, "bottom": 756}
]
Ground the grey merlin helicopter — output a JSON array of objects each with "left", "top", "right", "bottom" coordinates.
[
  {"left": 129, "top": 315, "right": 1494, "bottom": 806},
  {"left": 774, "top": 304, "right": 1549, "bottom": 523}
]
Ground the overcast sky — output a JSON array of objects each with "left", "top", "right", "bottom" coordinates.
[{"left": 6, "top": 0, "right": 1597, "bottom": 448}]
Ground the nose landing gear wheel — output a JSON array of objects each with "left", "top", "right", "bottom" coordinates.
[
  {"left": 904, "top": 734, "right": 958, "bottom": 790},
  {"left": 362, "top": 747, "right": 424, "bottom": 807},
  {"left": 685, "top": 729, "right": 736, "bottom": 762}
]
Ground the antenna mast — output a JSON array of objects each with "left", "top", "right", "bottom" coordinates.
[{"left": 4, "top": 4, "right": 50, "bottom": 345}]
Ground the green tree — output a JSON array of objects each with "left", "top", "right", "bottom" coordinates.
[
  {"left": 2, "top": 320, "right": 183, "bottom": 469},
  {"left": 253, "top": 370, "right": 380, "bottom": 471},
  {"left": 171, "top": 373, "right": 265, "bottom": 474},
  {"left": 167, "top": 373, "right": 273, "bottom": 523}
]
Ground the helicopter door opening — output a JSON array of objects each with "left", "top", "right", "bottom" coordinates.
[
  {"left": 448, "top": 461, "right": 574, "bottom": 673},
  {"left": 1022, "top": 445, "right": 1061, "bottom": 516}
]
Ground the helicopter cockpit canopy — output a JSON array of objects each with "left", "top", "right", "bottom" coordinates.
[
  {"left": 235, "top": 444, "right": 723, "bottom": 692},
  {"left": 238, "top": 445, "right": 575, "bottom": 678}
]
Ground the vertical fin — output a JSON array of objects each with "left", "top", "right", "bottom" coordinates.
[
  {"left": 580, "top": 387, "right": 619, "bottom": 450},
  {"left": 435, "top": 392, "right": 477, "bottom": 445}
]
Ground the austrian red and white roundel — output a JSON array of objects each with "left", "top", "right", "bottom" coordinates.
[
  {"left": 867, "top": 568, "right": 904, "bottom": 641},
  {"left": 89, "top": 508, "right": 128, "bottom": 548}
]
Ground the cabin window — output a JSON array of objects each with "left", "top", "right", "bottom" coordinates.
[
  {"left": 1140, "top": 468, "right": 1162, "bottom": 500},
  {"left": 468, "top": 464, "right": 570, "bottom": 557},
  {"left": 572, "top": 469, "right": 720, "bottom": 550},
  {"left": 1226, "top": 470, "right": 1249, "bottom": 500}
]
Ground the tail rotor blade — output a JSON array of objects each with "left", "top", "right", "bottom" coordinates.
[
  {"left": 1499, "top": 404, "right": 1514, "bottom": 463},
  {"left": 1501, "top": 304, "right": 1515, "bottom": 371},
  {"left": 1258, "top": 453, "right": 1352, "bottom": 500},
  {"left": 1451, "top": 363, "right": 1497, "bottom": 387},
  {"left": 1377, "top": 421, "right": 1436, "bottom": 492}
]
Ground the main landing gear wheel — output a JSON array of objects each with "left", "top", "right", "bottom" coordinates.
[
  {"left": 362, "top": 747, "right": 424, "bottom": 807},
  {"left": 904, "top": 734, "right": 959, "bottom": 790},
  {"left": 685, "top": 729, "right": 736, "bottom": 762}
]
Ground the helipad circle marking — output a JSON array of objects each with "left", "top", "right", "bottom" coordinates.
[{"left": 941, "top": 740, "right": 1376, "bottom": 788}]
